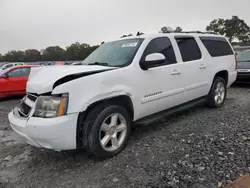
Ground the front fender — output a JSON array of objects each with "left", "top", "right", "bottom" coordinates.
[{"left": 79, "top": 88, "right": 136, "bottom": 112}]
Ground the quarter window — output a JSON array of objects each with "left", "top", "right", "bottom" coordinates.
[
  {"left": 200, "top": 37, "right": 234, "bottom": 57},
  {"left": 141, "top": 37, "right": 177, "bottom": 65},
  {"left": 175, "top": 37, "right": 202, "bottom": 62}
]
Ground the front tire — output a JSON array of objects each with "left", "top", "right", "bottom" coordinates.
[
  {"left": 81, "top": 104, "right": 131, "bottom": 159},
  {"left": 207, "top": 77, "right": 227, "bottom": 108}
]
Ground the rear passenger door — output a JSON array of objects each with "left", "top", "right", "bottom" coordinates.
[{"left": 174, "top": 36, "right": 209, "bottom": 101}]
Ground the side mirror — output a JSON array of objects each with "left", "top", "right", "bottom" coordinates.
[{"left": 140, "top": 53, "right": 166, "bottom": 70}]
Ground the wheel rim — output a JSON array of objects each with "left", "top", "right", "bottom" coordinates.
[
  {"left": 214, "top": 82, "right": 225, "bottom": 104},
  {"left": 99, "top": 113, "right": 127, "bottom": 152}
]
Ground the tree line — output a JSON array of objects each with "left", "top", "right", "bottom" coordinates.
[
  {"left": 1, "top": 16, "right": 249, "bottom": 62},
  {"left": 160, "top": 16, "right": 250, "bottom": 45},
  {"left": 0, "top": 42, "right": 100, "bottom": 62}
]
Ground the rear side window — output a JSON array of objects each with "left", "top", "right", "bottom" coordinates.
[
  {"left": 175, "top": 37, "right": 202, "bottom": 62},
  {"left": 200, "top": 37, "right": 233, "bottom": 57},
  {"left": 141, "top": 37, "right": 177, "bottom": 64}
]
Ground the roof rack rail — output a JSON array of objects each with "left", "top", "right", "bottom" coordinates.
[{"left": 164, "top": 30, "right": 218, "bottom": 35}]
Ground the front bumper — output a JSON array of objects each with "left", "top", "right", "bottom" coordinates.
[
  {"left": 8, "top": 109, "right": 79, "bottom": 151},
  {"left": 236, "top": 69, "right": 250, "bottom": 82},
  {"left": 237, "top": 73, "right": 250, "bottom": 82}
]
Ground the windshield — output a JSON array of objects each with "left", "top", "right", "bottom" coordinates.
[
  {"left": 81, "top": 38, "right": 144, "bottom": 67},
  {"left": 237, "top": 50, "right": 250, "bottom": 62}
]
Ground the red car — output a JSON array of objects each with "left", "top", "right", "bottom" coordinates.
[{"left": 0, "top": 65, "right": 38, "bottom": 98}]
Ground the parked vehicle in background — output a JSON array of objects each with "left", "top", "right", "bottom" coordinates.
[
  {"left": 236, "top": 49, "right": 250, "bottom": 82},
  {"left": 55, "top": 61, "right": 65, "bottom": 65},
  {"left": 8, "top": 32, "right": 237, "bottom": 158},
  {"left": 0, "top": 62, "right": 25, "bottom": 73},
  {"left": 0, "top": 65, "right": 37, "bottom": 98}
]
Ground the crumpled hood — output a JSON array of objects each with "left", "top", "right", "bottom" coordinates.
[{"left": 27, "top": 65, "right": 115, "bottom": 94}]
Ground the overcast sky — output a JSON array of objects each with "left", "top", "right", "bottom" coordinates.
[{"left": 0, "top": 0, "right": 249, "bottom": 54}]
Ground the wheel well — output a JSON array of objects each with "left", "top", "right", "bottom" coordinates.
[
  {"left": 76, "top": 95, "right": 134, "bottom": 149},
  {"left": 214, "top": 70, "right": 228, "bottom": 85},
  {"left": 86, "top": 95, "right": 134, "bottom": 120}
]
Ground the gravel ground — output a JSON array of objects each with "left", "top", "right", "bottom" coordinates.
[{"left": 0, "top": 85, "right": 249, "bottom": 188}]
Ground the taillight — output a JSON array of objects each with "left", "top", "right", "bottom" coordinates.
[{"left": 234, "top": 54, "right": 237, "bottom": 71}]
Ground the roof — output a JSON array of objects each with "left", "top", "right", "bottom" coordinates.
[{"left": 110, "top": 31, "right": 222, "bottom": 43}]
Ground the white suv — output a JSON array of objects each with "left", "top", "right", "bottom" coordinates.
[{"left": 8, "top": 32, "right": 237, "bottom": 158}]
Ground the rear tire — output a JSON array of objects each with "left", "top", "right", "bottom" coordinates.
[
  {"left": 81, "top": 104, "right": 131, "bottom": 159},
  {"left": 207, "top": 77, "right": 227, "bottom": 108}
]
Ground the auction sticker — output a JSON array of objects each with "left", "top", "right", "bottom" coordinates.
[{"left": 121, "top": 42, "right": 138, "bottom": 48}]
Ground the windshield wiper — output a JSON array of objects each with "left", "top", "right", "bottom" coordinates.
[{"left": 88, "top": 62, "right": 110, "bottom": 66}]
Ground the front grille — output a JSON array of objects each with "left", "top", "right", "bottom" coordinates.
[{"left": 19, "top": 102, "right": 31, "bottom": 117}]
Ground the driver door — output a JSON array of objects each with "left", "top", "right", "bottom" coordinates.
[{"left": 137, "top": 37, "right": 186, "bottom": 118}]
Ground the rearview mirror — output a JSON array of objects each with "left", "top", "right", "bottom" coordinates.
[{"left": 140, "top": 53, "right": 166, "bottom": 70}]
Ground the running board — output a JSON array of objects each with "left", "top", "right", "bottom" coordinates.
[{"left": 134, "top": 97, "right": 206, "bottom": 126}]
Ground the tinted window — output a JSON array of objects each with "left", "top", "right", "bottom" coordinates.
[
  {"left": 8, "top": 68, "right": 31, "bottom": 77},
  {"left": 141, "top": 37, "right": 176, "bottom": 64},
  {"left": 175, "top": 37, "right": 202, "bottom": 62},
  {"left": 200, "top": 37, "right": 233, "bottom": 57}
]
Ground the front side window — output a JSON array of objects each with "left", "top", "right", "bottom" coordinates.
[
  {"left": 175, "top": 37, "right": 202, "bottom": 62},
  {"left": 81, "top": 38, "right": 144, "bottom": 67},
  {"left": 7, "top": 68, "right": 31, "bottom": 77},
  {"left": 236, "top": 50, "right": 250, "bottom": 62},
  {"left": 141, "top": 37, "right": 177, "bottom": 64}
]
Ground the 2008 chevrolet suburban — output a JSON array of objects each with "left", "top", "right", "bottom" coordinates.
[{"left": 8, "top": 32, "right": 237, "bottom": 158}]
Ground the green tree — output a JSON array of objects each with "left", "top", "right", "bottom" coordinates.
[
  {"left": 3, "top": 50, "right": 25, "bottom": 62},
  {"left": 160, "top": 26, "right": 174, "bottom": 33},
  {"left": 65, "top": 42, "right": 82, "bottom": 60},
  {"left": 65, "top": 42, "right": 98, "bottom": 61},
  {"left": 79, "top": 43, "right": 92, "bottom": 60},
  {"left": 0, "top": 53, "right": 3, "bottom": 62},
  {"left": 206, "top": 18, "right": 226, "bottom": 35},
  {"left": 206, "top": 16, "right": 250, "bottom": 43},
  {"left": 174, "top": 26, "right": 183, "bottom": 32},
  {"left": 24, "top": 49, "right": 41, "bottom": 62},
  {"left": 41, "top": 46, "right": 66, "bottom": 61}
]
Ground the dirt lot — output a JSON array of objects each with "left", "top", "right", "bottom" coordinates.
[{"left": 0, "top": 85, "right": 250, "bottom": 188}]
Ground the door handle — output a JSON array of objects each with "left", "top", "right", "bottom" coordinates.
[
  {"left": 171, "top": 69, "right": 181, "bottom": 75},
  {"left": 199, "top": 64, "right": 206, "bottom": 69}
]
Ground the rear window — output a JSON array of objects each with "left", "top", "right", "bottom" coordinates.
[{"left": 200, "top": 37, "right": 233, "bottom": 57}]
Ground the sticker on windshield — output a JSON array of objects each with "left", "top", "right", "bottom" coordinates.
[{"left": 121, "top": 42, "right": 138, "bottom": 48}]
